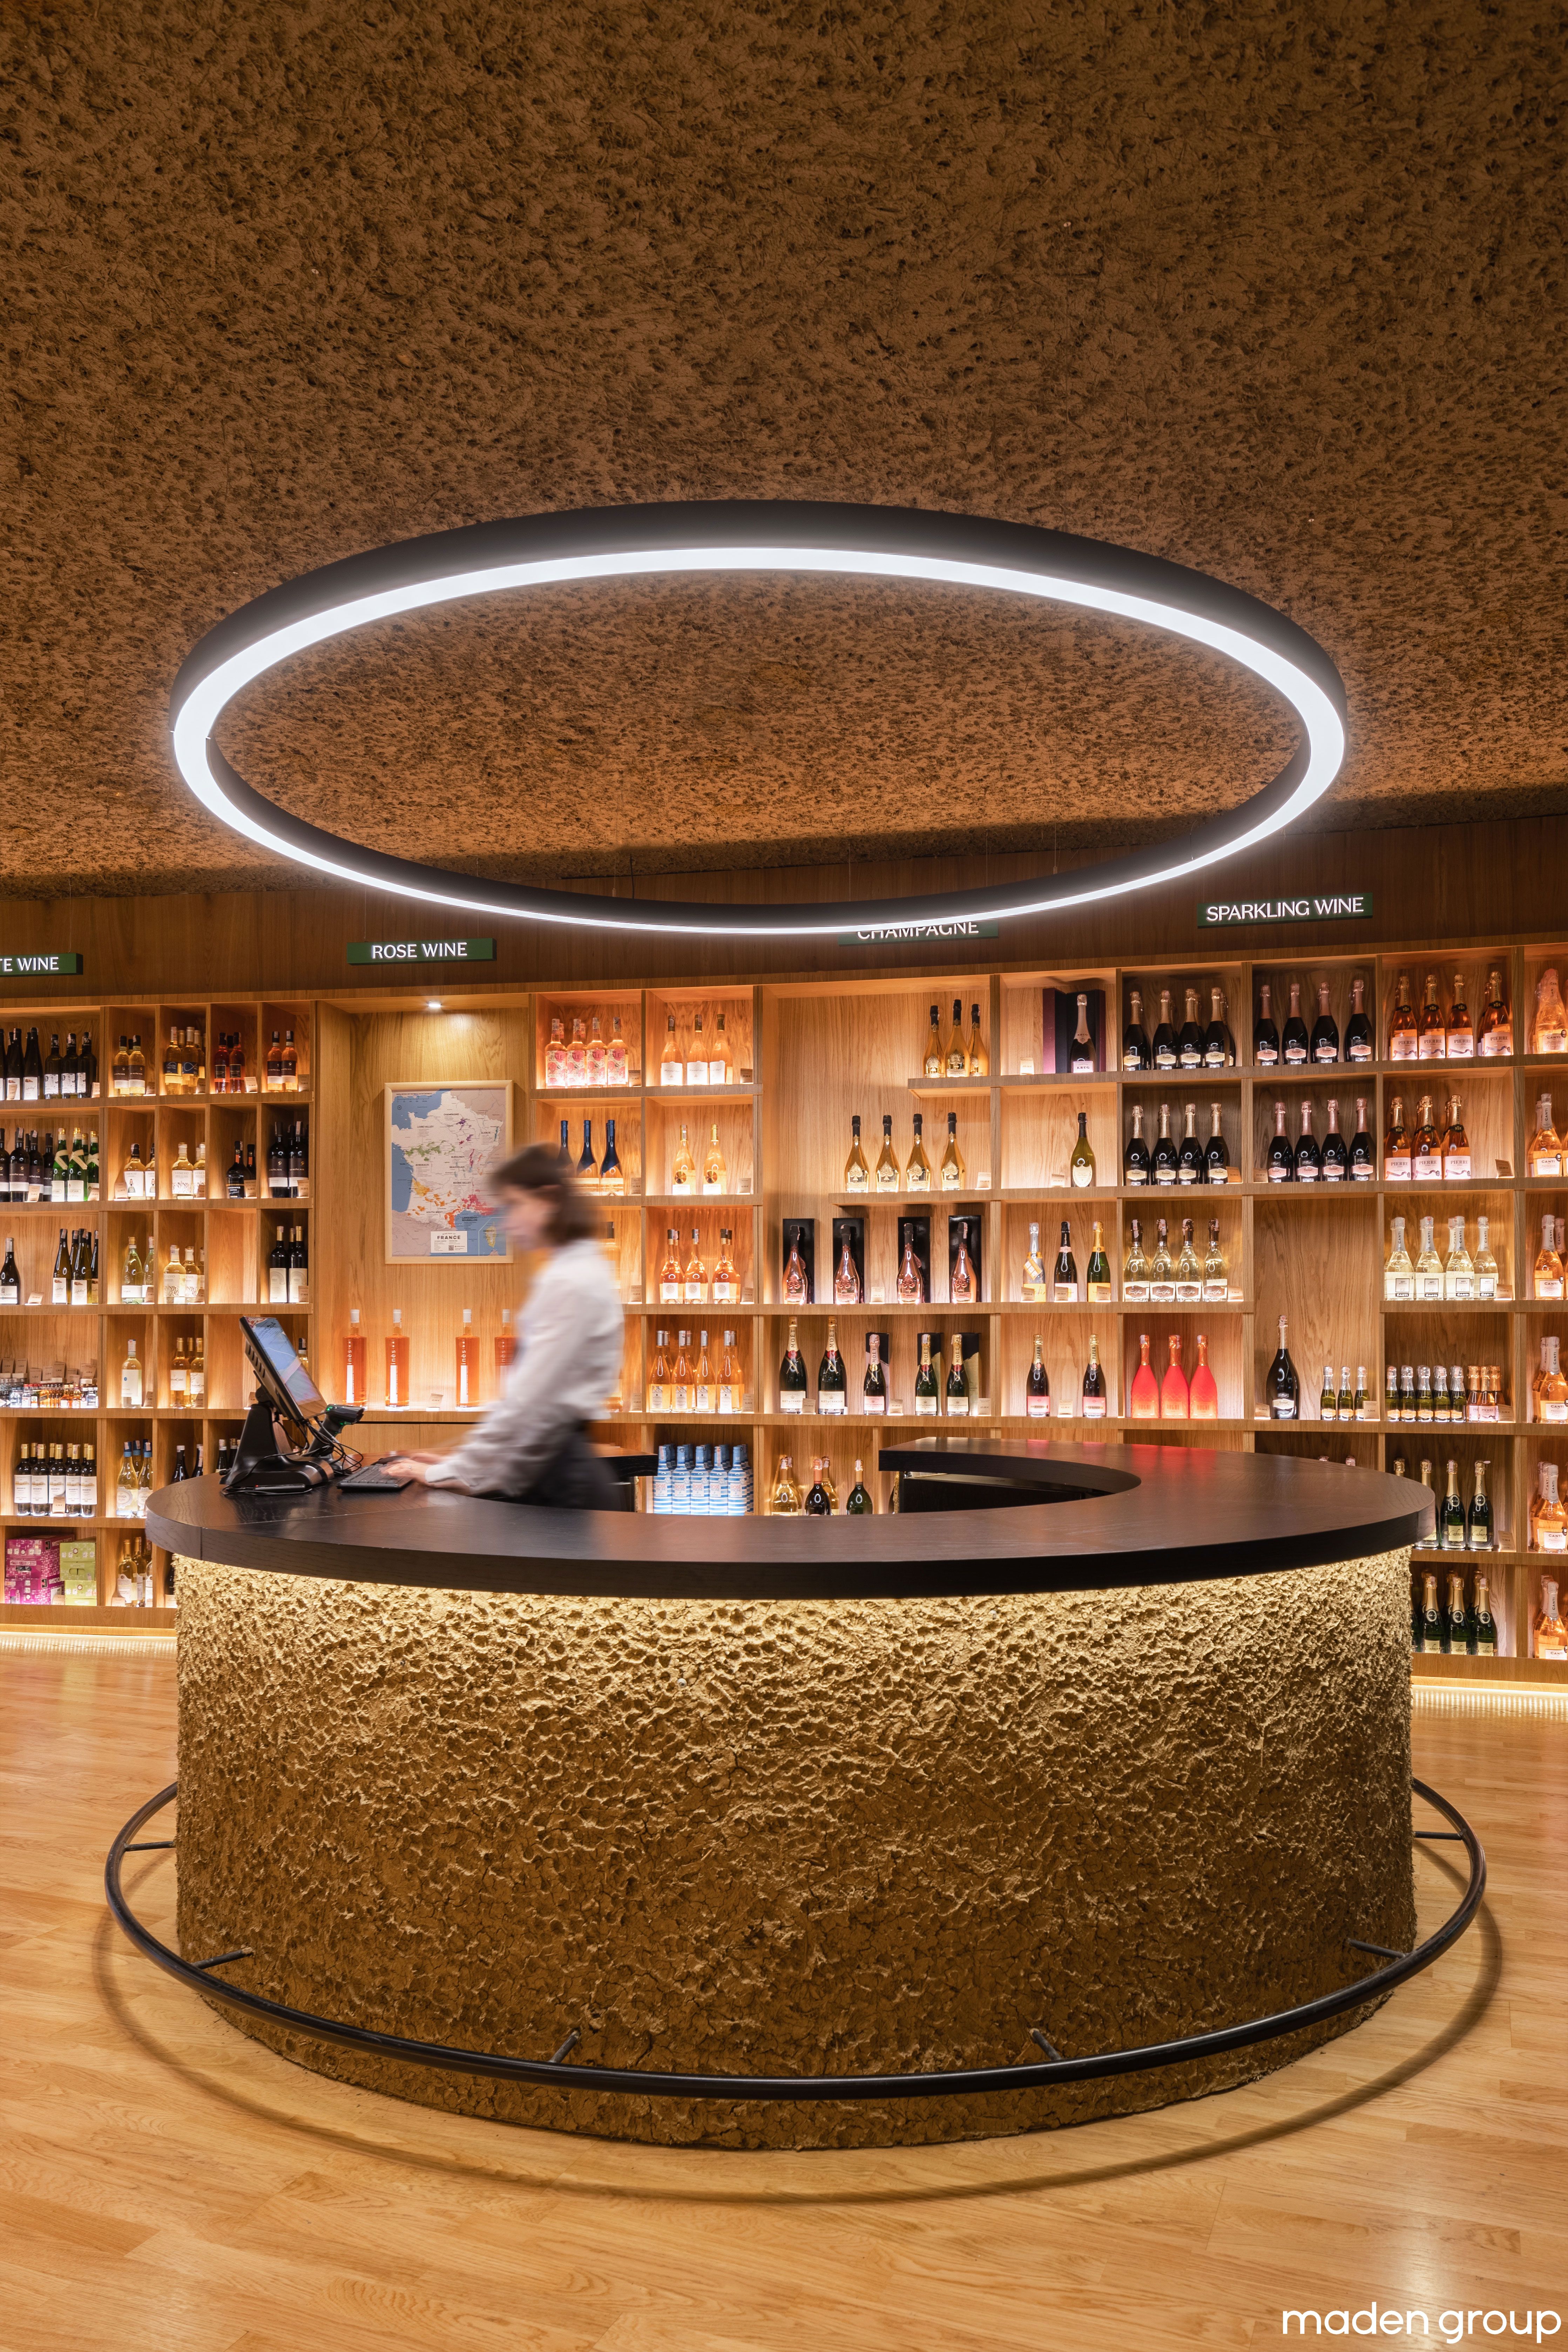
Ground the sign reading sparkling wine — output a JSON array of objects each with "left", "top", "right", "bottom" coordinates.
[{"left": 1197, "top": 893, "right": 1372, "bottom": 928}]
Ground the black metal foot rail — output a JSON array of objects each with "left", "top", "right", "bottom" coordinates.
[{"left": 105, "top": 1777, "right": 1484, "bottom": 2104}]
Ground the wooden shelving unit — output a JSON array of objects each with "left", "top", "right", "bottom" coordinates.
[
  {"left": 0, "top": 994, "right": 316, "bottom": 1621},
  {"left": 7, "top": 941, "right": 1568, "bottom": 1669}
]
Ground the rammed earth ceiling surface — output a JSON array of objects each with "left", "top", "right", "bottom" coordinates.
[{"left": 1, "top": 0, "right": 1562, "bottom": 898}]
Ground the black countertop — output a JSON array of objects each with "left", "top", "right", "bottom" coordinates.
[{"left": 147, "top": 1440, "right": 1434, "bottom": 1602}]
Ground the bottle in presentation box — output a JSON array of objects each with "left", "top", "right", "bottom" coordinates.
[
  {"left": 385, "top": 1308, "right": 408, "bottom": 1408},
  {"left": 832, "top": 1216, "right": 864, "bottom": 1306},
  {"left": 781, "top": 1221, "right": 813, "bottom": 1304}
]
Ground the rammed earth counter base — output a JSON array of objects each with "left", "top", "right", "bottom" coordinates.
[{"left": 147, "top": 1445, "right": 1432, "bottom": 2150}]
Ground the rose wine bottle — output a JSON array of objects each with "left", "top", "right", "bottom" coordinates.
[
  {"left": 1129, "top": 1332, "right": 1159, "bottom": 1420},
  {"left": 1190, "top": 1334, "right": 1219, "bottom": 1420}
]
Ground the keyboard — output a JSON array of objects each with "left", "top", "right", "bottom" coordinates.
[{"left": 338, "top": 1462, "right": 412, "bottom": 1493}]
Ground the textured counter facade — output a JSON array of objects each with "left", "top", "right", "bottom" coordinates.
[{"left": 175, "top": 1549, "right": 1415, "bottom": 2149}]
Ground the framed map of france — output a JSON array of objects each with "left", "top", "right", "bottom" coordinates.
[{"left": 384, "top": 1082, "right": 513, "bottom": 1263}]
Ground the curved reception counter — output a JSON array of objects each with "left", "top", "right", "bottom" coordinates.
[{"left": 142, "top": 1442, "right": 1436, "bottom": 2150}]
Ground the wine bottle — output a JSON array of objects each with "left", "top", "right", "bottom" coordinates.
[
  {"left": 1149, "top": 1217, "right": 1175, "bottom": 1303},
  {"left": 1086, "top": 1221, "right": 1113, "bottom": 1304},
  {"left": 288, "top": 1223, "right": 309, "bottom": 1305},
  {"left": 895, "top": 1225, "right": 925, "bottom": 1303},
  {"left": 1161, "top": 1334, "right": 1190, "bottom": 1420},
  {"left": 1069, "top": 1109, "right": 1095, "bottom": 1189},
  {"left": 1253, "top": 983, "right": 1279, "bottom": 1068},
  {"left": 1320, "top": 1099, "right": 1348, "bottom": 1181},
  {"left": 1026, "top": 1334, "right": 1050, "bottom": 1419},
  {"left": 268, "top": 1222, "right": 289, "bottom": 1303},
  {"left": 1080, "top": 1334, "right": 1108, "bottom": 1419},
  {"left": 1122, "top": 990, "right": 1150, "bottom": 1071},
  {"left": 1177, "top": 988, "right": 1204, "bottom": 1070},
  {"left": 874, "top": 1114, "right": 899, "bottom": 1191},
  {"left": 1052, "top": 1219, "right": 1078, "bottom": 1304},
  {"left": 1350, "top": 1097, "right": 1376, "bottom": 1181},
  {"left": 946, "top": 998, "right": 967, "bottom": 1076},
  {"left": 904, "top": 1111, "right": 931, "bottom": 1191},
  {"left": 1122, "top": 1218, "right": 1150, "bottom": 1303},
  {"left": 42, "top": 1033, "right": 61, "bottom": 1101},
  {"left": 1345, "top": 975, "right": 1374, "bottom": 1063},
  {"left": 817, "top": 1319, "right": 847, "bottom": 1414},
  {"left": 1202, "top": 1218, "right": 1228, "bottom": 1302},
  {"left": 1146, "top": 987, "right": 1175, "bottom": 1072},
  {"left": 1266, "top": 1101, "right": 1294, "bottom": 1183},
  {"left": 0, "top": 1234, "right": 18, "bottom": 1306},
  {"left": 21, "top": 1028, "right": 42, "bottom": 1103},
  {"left": 1203, "top": 987, "right": 1232, "bottom": 1069},
  {"left": 1151, "top": 1102, "right": 1178, "bottom": 1185},
  {"left": 1123, "top": 1102, "right": 1151, "bottom": 1186},
  {"left": 1176, "top": 1102, "right": 1203, "bottom": 1185},
  {"left": 1266, "top": 1314, "right": 1300, "bottom": 1419},
  {"left": 51, "top": 1224, "right": 68, "bottom": 1304},
  {"left": 1190, "top": 1334, "right": 1219, "bottom": 1419},
  {"left": 600, "top": 1119, "right": 624, "bottom": 1196},
  {"left": 1129, "top": 1331, "right": 1159, "bottom": 1420},
  {"left": 1021, "top": 1221, "right": 1047, "bottom": 1303},
  {"left": 1310, "top": 981, "right": 1340, "bottom": 1066},
  {"left": 940, "top": 1110, "right": 966, "bottom": 1191},
  {"left": 950, "top": 1219, "right": 976, "bottom": 1304},
  {"left": 914, "top": 1333, "right": 939, "bottom": 1415},
  {"left": 685, "top": 1012, "right": 708, "bottom": 1087},
  {"left": 843, "top": 1114, "right": 870, "bottom": 1192},
  {"left": 1294, "top": 1101, "right": 1321, "bottom": 1183},
  {"left": 863, "top": 1332, "right": 887, "bottom": 1414},
  {"left": 1174, "top": 1217, "right": 1202, "bottom": 1302},
  {"left": 1472, "top": 1573, "right": 1496, "bottom": 1655},
  {"left": 778, "top": 1318, "right": 807, "bottom": 1413},
  {"left": 1281, "top": 982, "right": 1310, "bottom": 1067},
  {"left": 1203, "top": 1102, "right": 1229, "bottom": 1184}
]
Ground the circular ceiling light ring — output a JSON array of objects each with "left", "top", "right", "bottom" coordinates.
[{"left": 170, "top": 500, "right": 1347, "bottom": 941}]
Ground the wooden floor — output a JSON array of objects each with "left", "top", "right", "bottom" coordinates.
[{"left": 1, "top": 1654, "right": 1564, "bottom": 2352}]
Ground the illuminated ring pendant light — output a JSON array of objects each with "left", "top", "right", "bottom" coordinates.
[{"left": 170, "top": 501, "right": 1347, "bottom": 941}]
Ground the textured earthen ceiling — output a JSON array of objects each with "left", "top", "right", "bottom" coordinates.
[{"left": 2, "top": 0, "right": 1562, "bottom": 898}]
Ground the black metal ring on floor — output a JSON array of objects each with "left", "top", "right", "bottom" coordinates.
[{"left": 106, "top": 1777, "right": 1484, "bottom": 2104}]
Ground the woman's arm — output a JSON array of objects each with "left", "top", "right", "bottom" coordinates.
[{"left": 420, "top": 1247, "right": 622, "bottom": 1498}]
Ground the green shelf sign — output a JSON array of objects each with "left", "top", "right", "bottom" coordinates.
[
  {"left": 347, "top": 938, "right": 496, "bottom": 966},
  {"left": 1197, "top": 893, "right": 1372, "bottom": 929},
  {"left": 0, "top": 951, "right": 82, "bottom": 976}
]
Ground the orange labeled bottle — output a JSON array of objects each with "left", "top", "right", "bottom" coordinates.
[
  {"left": 495, "top": 1306, "right": 515, "bottom": 1380},
  {"left": 1130, "top": 1332, "right": 1160, "bottom": 1420},
  {"left": 1190, "top": 1333, "right": 1219, "bottom": 1420},
  {"left": 385, "top": 1306, "right": 409, "bottom": 1409},
  {"left": 1161, "top": 1333, "right": 1190, "bottom": 1420},
  {"left": 342, "top": 1307, "right": 366, "bottom": 1407},
  {"left": 455, "top": 1306, "right": 479, "bottom": 1409}
]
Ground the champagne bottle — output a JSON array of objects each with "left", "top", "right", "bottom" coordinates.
[
  {"left": 1177, "top": 1102, "right": 1203, "bottom": 1185},
  {"left": 804, "top": 1460, "right": 832, "bottom": 1516},
  {"left": 863, "top": 1332, "right": 887, "bottom": 1414},
  {"left": 922, "top": 1004, "right": 944, "bottom": 1078},
  {"left": 1204, "top": 1102, "right": 1229, "bottom": 1184},
  {"left": 939, "top": 1111, "right": 966, "bottom": 1191},
  {"left": 1345, "top": 975, "right": 1374, "bottom": 1063},
  {"left": 914, "top": 1333, "right": 939, "bottom": 1415},
  {"left": 845, "top": 1460, "right": 874, "bottom": 1514},
  {"left": 874, "top": 1114, "right": 899, "bottom": 1191},
  {"left": 945, "top": 1340, "right": 968, "bottom": 1416},
  {"left": 1069, "top": 1109, "right": 1095, "bottom": 1189},
  {"left": 1177, "top": 988, "right": 1204, "bottom": 1069},
  {"left": 1320, "top": 1099, "right": 1348, "bottom": 1181},
  {"left": 1310, "top": 980, "right": 1340, "bottom": 1066},
  {"left": 1266, "top": 1314, "right": 1300, "bottom": 1419},
  {"left": 1052, "top": 1219, "right": 1079, "bottom": 1303},
  {"left": 600, "top": 1118, "right": 624, "bottom": 1196},
  {"left": 1026, "top": 1334, "right": 1049, "bottom": 1419},
  {"left": 1080, "top": 1334, "right": 1108, "bottom": 1419},
  {"left": 1087, "top": 1221, "right": 1113, "bottom": 1304},
  {"left": 904, "top": 1111, "right": 931, "bottom": 1191},
  {"left": 946, "top": 998, "right": 967, "bottom": 1076},
  {"left": 818, "top": 1319, "right": 847, "bottom": 1414},
  {"left": 950, "top": 1219, "right": 976, "bottom": 1304},
  {"left": 1151, "top": 1102, "right": 1178, "bottom": 1185},
  {"left": 1152, "top": 989, "right": 1177, "bottom": 1070},
  {"left": 778, "top": 1317, "right": 807, "bottom": 1413},
  {"left": 895, "top": 1224, "right": 925, "bottom": 1303},
  {"left": 1123, "top": 1103, "right": 1150, "bottom": 1186},
  {"left": 843, "top": 1114, "right": 870, "bottom": 1192},
  {"left": 1122, "top": 989, "right": 1150, "bottom": 1071},
  {"left": 1253, "top": 982, "right": 1279, "bottom": 1067},
  {"left": 1466, "top": 1460, "right": 1493, "bottom": 1552},
  {"left": 1281, "top": 981, "right": 1310, "bottom": 1066}
]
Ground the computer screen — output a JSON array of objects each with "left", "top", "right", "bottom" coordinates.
[{"left": 241, "top": 1315, "right": 326, "bottom": 1429}]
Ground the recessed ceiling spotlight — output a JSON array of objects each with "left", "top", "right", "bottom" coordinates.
[
  {"left": 425, "top": 999, "right": 443, "bottom": 1012},
  {"left": 170, "top": 501, "right": 1347, "bottom": 940}
]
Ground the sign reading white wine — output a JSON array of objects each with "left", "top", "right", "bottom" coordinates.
[
  {"left": 0, "top": 950, "right": 81, "bottom": 976},
  {"left": 347, "top": 938, "right": 496, "bottom": 965},
  {"left": 1197, "top": 894, "right": 1372, "bottom": 928}
]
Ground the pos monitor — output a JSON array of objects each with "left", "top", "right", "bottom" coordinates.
[{"left": 224, "top": 1316, "right": 358, "bottom": 1492}]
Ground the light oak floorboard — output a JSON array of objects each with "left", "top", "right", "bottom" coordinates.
[{"left": 1, "top": 1651, "right": 1564, "bottom": 2352}]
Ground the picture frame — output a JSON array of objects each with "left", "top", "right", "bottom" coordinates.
[{"left": 384, "top": 1081, "right": 514, "bottom": 1263}]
